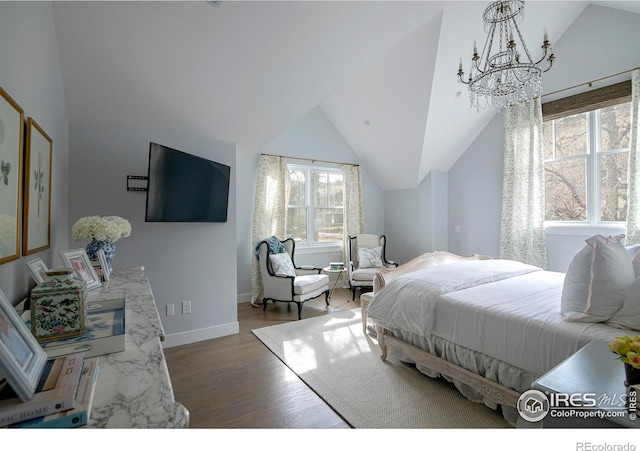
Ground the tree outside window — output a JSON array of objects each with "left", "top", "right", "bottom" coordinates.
[{"left": 544, "top": 101, "right": 631, "bottom": 224}]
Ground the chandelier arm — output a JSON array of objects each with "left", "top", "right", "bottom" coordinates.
[{"left": 511, "top": 16, "right": 535, "bottom": 63}]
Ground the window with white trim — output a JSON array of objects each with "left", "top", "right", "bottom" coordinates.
[
  {"left": 286, "top": 164, "right": 343, "bottom": 245},
  {"left": 543, "top": 100, "right": 631, "bottom": 225}
]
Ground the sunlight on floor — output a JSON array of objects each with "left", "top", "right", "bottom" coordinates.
[{"left": 281, "top": 311, "right": 375, "bottom": 375}]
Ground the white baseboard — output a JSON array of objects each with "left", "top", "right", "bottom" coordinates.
[
  {"left": 161, "top": 321, "right": 239, "bottom": 348},
  {"left": 237, "top": 292, "right": 252, "bottom": 303}
]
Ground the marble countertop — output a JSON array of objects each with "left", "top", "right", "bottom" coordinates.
[{"left": 86, "top": 267, "right": 189, "bottom": 428}]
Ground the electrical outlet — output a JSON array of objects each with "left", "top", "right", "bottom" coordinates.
[
  {"left": 166, "top": 304, "right": 175, "bottom": 316},
  {"left": 182, "top": 301, "right": 191, "bottom": 314}
]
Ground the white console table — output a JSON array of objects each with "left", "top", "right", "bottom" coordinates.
[{"left": 85, "top": 267, "right": 189, "bottom": 428}]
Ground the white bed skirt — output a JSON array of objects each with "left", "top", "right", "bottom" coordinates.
[{"left": 384, "top": 326, "right": 538, "bottom": 427}]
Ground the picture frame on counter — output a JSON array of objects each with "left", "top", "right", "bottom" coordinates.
[
  {"left": 97, "top": 249, "right": 110, "bottom": 281},
  {"left": 0, "top": 287, "right": 48, "bottom": 402},
  {"left": 0, "top": 87, "right": 24, "bottom": 265},
  {"left": 59, "top": 248, "right": 101, "bottom": 291},
  {"left": 23, "top": 117, "right": 52, "bottom": 256},
  {"left": 26, "top": 257, "right": 48, "bottom": 285}
]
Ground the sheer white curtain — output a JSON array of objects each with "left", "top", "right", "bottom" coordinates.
[
  {"left": 500, "top": 97, "right": 548, "bottom": 269},
  {"left": 626, "top": 69, "right": 640, "bottom": 245},
  {"left": 251, "top": 154, "right": 290, "bottom": 306},
  {"left": 342, "top": 164, "right": 365, "bottom": 266}
]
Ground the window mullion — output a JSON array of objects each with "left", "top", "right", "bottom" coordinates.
[
  {"left": 306, "top": 168, "right": 313, "bottom": 244},
  {"left": 585, "top": 111, "right": 596, "bottom": 225},
  {"left": 592, "top": 110, "right": 603, "bottom": 225}
]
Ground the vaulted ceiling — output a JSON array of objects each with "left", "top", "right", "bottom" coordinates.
[{"left": 52, "top": 1, "right": 640, "bottom": 191}]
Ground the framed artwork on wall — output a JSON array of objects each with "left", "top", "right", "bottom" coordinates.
[
  {"left": 23, "top": 117, "right": 52, "bottom": 256},
  {"left": 59, "top": 248, "right": 102, "bottom": 291},
  {"left": 0, "top": 87, "right": 24, "bottom": 265},
  {"left": 0, "top": 287, "right": 48, "bottom": 402}
]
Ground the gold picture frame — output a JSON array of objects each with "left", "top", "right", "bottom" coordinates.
[
  {"left": 0, "top": 87, "right": 24, "bottom": 265},
  {"left": 23, "top": 117, "right": 52, "bottom": 255}
]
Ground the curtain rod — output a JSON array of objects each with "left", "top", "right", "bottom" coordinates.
[
  {"left": 261, "top": 152, "right": 359, "bottom": 167},
  {"left": 542, "top": 67, "right": 639, "bottom": 98}
]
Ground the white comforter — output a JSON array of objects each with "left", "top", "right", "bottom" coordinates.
[
  {"left": 367, "top": 259, "right": 541, "bottom": 338},
  {"left": 367, "top": 259, "right": 635, "bottom": 376}
]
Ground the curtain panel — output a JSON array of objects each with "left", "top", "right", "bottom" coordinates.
[
  {"left": 342, "top": 164, "right": 365, "bottom": 267},
  {"left": 626, "top": 69, "right": 640, "bottom": 245},
  {"left": 500, "top": 97, "right": 548, "bottom": 269},
  {"left": 250, "top": 154, "right": 290, "bottom": 306}
]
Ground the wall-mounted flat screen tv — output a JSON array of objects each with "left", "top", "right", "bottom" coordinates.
[{"left": 145, "top": 142, "right": 231, "bottom": 223}]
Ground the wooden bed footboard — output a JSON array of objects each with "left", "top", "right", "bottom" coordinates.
[
  {"left": 372, "top": 251, "right": 520, "bottom": 409},
  {"left": 373, "top": 250, "right": 492, "bottom": 292}
]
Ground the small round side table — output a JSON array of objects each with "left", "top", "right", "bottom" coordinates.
[{"left": 322, "top": 266, "right": 348, "bottom": 301}]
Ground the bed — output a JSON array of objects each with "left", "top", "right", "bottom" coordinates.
[{"left": 366, "top": 251, "right": 639, "bottom": 426}]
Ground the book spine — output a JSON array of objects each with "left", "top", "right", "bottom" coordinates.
[
  {"left": 0, "top": 353, "right": 84, "bottom": 427},
  {"left": 10, "top": 410, "right": 89, "bottom": 429},
  {"left": 10, "top": 358, "right": 99, "bottom": 429}
]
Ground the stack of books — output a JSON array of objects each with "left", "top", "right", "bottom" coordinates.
[
  {"left": 329, "top": 262, "right": 345, "bottom": 270},
  {"left": 1, "top": 353, "right": 99, "bottom": 429}
]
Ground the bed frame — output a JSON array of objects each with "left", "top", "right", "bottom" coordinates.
[{"left": 372, "top": 251, "right": 522, "bottom": 409}]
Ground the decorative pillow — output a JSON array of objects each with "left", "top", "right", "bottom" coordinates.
[
  {"left": 269, "top": 253, "right": 296, "bottom": 277},
  {"left": 357, "top": 246, "right": 383, "bottom": 269},
  {"left": 626, "top": 244, "right": 640, "bottom": 260},
  {"left": 633, "top": 253, "right": 640, "bottom": 280},
  {"left": 561, "top": 234, "right": 634, "bottom": 322},
  {"left": 607, "top": 276, "right": 640, "bottom": 331}
]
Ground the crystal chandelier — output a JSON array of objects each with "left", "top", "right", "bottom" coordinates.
[{"left": 457, "top": 0, "right": 555, "bottom": 111}]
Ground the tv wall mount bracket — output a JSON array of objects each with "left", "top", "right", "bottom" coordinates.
[{"left": 127, "top": 175, "right": 148, "bottom": 192}]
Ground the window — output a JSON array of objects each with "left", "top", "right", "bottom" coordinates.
[
  {"left": 543, "top": 101, "right": 631, "bottom": 224},
  {"left": 286, "top": 164, "right": 343, "bottom": 245}
]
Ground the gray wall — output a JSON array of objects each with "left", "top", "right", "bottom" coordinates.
[
  {"left": 0, "top": 2, "right": 69, "bottom": 304},
  {"left": 448, "top": 115, "right": 504, "bottom": 258},
  {"left": 68, "top": 124, "right": 238, "bottom": 347},
  {"left": 236, "top": 107, "right": 385, "bottom": 301},
  {"left": 447, "top": 4, "right": 640, "bottom": 271},
  {"left": 384, "top": 170, "right": 448, "bottom": 265}
]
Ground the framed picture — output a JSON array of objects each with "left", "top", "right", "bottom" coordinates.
[
  {"left": 0, "top": 87, "right": 24, "bottom": 265},
  {"left": 97, "top": 248, "right": 110, "bottom": 281},
  {"left": 26, "top": 257, "right": 48, "bottom": 284},
  {"left": 23, "top": 117, "right": 52, "bottom": 256},
  {"left": 0, "top": 287, "right": 47, "bottom": 402},
  {"left": 59, "top": 248, "right": 101, "bottom": 291}
]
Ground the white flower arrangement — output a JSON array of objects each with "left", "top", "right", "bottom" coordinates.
[{"left": 72, "top": 215, "right": 132, "bottom": 242}]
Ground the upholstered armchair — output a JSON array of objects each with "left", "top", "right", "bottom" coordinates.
[
  {"left": 257, "top": 237, "right": 330, "bottom": 320},
  {"left": 347, "top": 234, "right": 397, "bottom": 301}
]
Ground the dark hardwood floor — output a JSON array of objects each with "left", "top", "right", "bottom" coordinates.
[{"left": 164, "top": 288, "right": 363, "bottom": 428}]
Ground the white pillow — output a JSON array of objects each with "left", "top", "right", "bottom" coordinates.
[
  {"left": 561, "top": 234, "right": 634, "bottom": 322},
  {"left": 269, "top": 253, "right": 296, "bottom": 277},
  {"left": 357, "top": 246, "right": 383, "bottom": 269},
  {"left": 626, "top": 244, "right": 640, "bottom": 260},
  {"left": 607, "top": 276, "right": 640, "bottom": 331},
  {"left": 633, "top": 252, "right": 640, "bottom": 279}
]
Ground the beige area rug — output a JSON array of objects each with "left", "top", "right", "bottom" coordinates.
[{"left": 252, "top": 308, "right": 511, "bottom": 429}]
